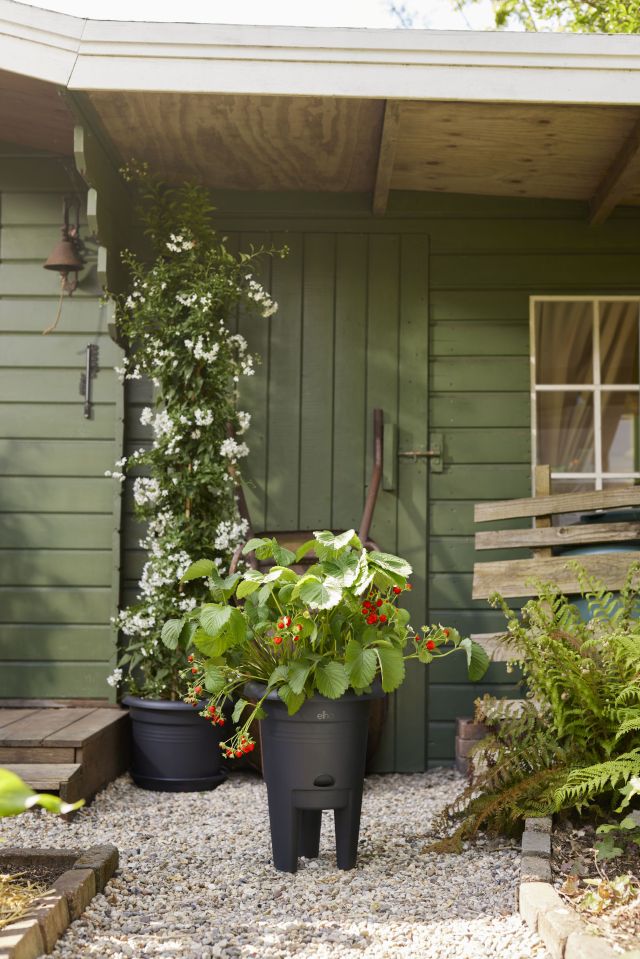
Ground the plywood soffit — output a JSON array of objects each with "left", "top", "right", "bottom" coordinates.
[
  {"left": 391, "top": 100, "right": 640, "bottom": 203},
  {"left": 87, "top": 91, "right": 384, "bottom": 193},
  {"left": 0, "top": 69, "right": 74, "bottom": 155}
]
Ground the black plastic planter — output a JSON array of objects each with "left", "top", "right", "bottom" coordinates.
[
  {"left": 122, "top": 696, "right": 227, "bottom": 792},
  {"left": 245, "top": 681, "right": 382, "bottom": 873}
]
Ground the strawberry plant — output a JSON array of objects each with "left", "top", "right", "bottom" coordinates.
[{"left": 160, "top": 529, "right": 490, "bottom": 756}]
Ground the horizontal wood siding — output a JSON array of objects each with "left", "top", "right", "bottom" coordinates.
[
  {"left": 0, "top": 149, "right": 123, "bottom": 699},
  {"left": 198, "top": 191, "right": 640, "bottom": 769}
]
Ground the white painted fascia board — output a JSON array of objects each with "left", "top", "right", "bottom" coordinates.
[
  {"left": 60, "top": 21, "right": 640, "bottom": 106},
  {"left": 4, "top": 0, "right": 640, "bottom": 105},
  {"left": 0, "top": 0, "right": 83, "bottom": 84},
  {"left": 69, "top": 57, "right": 640, "bottom": 106}
]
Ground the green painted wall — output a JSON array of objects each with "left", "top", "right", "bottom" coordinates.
[
  {"left": 0, "top": 143, "right": 123, "bottom": 700},
  {"left": 186, "top": 190, "right": 640, "bottom": 770}
]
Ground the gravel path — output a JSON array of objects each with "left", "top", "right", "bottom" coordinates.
[{"left": 0, "top": 769, "right": 548, "bottom": 959}]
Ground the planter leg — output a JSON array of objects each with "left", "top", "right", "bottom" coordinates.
[
  {"left": 334, "top": 794, "right": 362, "bottom": 870},
  {"left": 269, "top": 802, "right": 300, "bottom": 873},
  {"left": 298, "top": 809, "right": 322, "bottom": 858}
]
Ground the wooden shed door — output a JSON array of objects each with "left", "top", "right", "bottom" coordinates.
[{"left": 239, "top": 231, "right": 430, "bottom": 772}]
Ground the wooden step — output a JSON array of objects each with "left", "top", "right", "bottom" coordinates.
[
  {"left": 3, "top": 763, "right": 84, "bottom": 803},
  {"left": 0, "top": 707, "right": 130, "bottom": 802}
]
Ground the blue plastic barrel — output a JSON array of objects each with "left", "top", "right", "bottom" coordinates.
[{"left": 562, "top": 509, "right": 640, "bottom": 620}]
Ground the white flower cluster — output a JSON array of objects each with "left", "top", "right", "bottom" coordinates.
[
  {"left": 104, "top": 456, "right": 127, "bottom": 482},
  {"left": 240, "top": 355, "right": 255, "bottom": 377},
  {"left": 176, "top": 292, "right": 198, "bottom": 307},
  {"left": 245, "top": 274, "right": 278, "bottom": 318},
  {"left": 229, "top": 333, "right": 248, "bottom": 355},
  {"left": 194, "top": 409, "right": 214, "bottom": 427},
  {"left": 140, "top": 407, "right": 154, "bottom": 426},
  {"left": 106, "top": 667, "right": 123, "bottom": 687},
  {"left": 124, "top": 288, "right": 146, "bottom": 310},
  {"left": 214, "top": 517, "right": 249, "bottom": 551},
  {"left": 114, "top": 356, "right": 142, "bottom": 383},
  {"left": 236, "top": 411, "right": 251, "bottom": 435},
  {"left": 184, "top": 336, "right": 219, "bottom": 363},
  {"left": 152, "top": 410, "right": 174, "bottom": 438},
  {"left": 166, "top": 233, "right": 195, "bottom": 253},
  {"left": 133, "top": 477, "right": 162, "bottom": 507},
  {"left": 220, "top": 437, "right": 249, "bottom": 462}
]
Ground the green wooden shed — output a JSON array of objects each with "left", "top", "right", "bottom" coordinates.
[{"left": 3, "top": 0, "right": 640, "bottom": 770}]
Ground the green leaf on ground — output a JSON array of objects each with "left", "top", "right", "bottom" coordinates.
[{"left": 0, "top": 768, "right": 84, "bottom": 817}]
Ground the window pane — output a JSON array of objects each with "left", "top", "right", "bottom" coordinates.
[
  {"left": 550, "top": 477, "right": 596, "bottom": 495},
  {"left": 602, "top": 478, "right": 640, "bottom": 491},
  {"left": 602, "top": 392, "right": 639, "bottom": 473},
  {"left": 535, "top": 301, "right": 593, "bottom": 384},
  {"left": 600, "top": 301, "right": 639, "bottom": 385},
  {"left": 537, "top": 392, "right": 594, "bottom": 472}
]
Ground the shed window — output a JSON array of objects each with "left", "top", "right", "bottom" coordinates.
[{"left": 531, "top": 297, "right": 640, "bottom": 493}]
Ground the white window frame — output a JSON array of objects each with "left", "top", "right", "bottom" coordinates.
[{"left": 530, "top": 295, "right": 640, "bottom": 494}]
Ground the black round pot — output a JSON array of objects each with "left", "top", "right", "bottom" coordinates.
[
  {"left": 244, "top": 681, "right": 382, "bottom": 873},
  {"left": 122, "top": 695, "right": 227, "bottom": 792}
]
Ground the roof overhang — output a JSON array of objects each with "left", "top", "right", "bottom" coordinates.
[
  {"left": 4, "top": 0, "right": 640, "bottom": 105},
  {"left": 4, "top": 0, "right": 640, "bottom": 221}
]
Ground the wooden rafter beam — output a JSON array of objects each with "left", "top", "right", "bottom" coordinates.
[
  {"left": 589, "top": 115, "right": 640, "bottom": 225},
  {"left": 372, "top": 100, "right": 401, "bottom": 216}
]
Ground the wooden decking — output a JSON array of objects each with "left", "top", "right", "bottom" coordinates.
[{"left": 0, "top": 706, "right": 129, "bottom": 803}]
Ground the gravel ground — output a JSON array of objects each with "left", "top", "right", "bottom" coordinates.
[{"left": 0, "top": 768, "right": 549, "bottom": 959}]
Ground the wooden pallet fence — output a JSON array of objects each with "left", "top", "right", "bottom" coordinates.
[{"left": 473, "top": 470, "right": 640, "bottom": 600}]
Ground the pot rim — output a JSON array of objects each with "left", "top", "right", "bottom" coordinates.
[
  {"left": 244, "top": 679, "right": 384, "bottom": 704},
  {"left": 121, "top": 694, "right": 206, "bottom": 712}
]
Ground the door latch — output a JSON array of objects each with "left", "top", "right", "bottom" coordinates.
[{"left": 398, "top": 433, "right": 443, "bottom": 472}]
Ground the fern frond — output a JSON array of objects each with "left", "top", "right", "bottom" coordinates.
[{"left": 553, "top": 750, "right": 640, "bottom": 810}]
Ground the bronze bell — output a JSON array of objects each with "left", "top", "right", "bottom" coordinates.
[{"left": 43, "top": 227, "right": 84, "bottom": 294}]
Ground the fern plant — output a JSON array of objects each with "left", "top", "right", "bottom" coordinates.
[{"left": 435, "top": 563, "right": 640, "bottom": 849}]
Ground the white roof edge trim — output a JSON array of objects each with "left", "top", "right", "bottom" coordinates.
[{"left": 3, "top": 0, "right": 640, "bottom": 104}]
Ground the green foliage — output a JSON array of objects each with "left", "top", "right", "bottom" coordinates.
[
  {"left": 171, "top": 530, "right": 489, "bottom": 756},
  {"left": 436, "top": 564, "right": 640, "bottom": 846},
  {"left": 594, "top": 813, "right": 640, "bottom": 861},
  {"left": 459, "top": 0, "right": 640, "bottom": 32},
  {"left": 0, "top": 768, "right": 83, "bottom": 818},
  {"left": 105, "top": 164, "right": 284, "bottom": 699}
]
